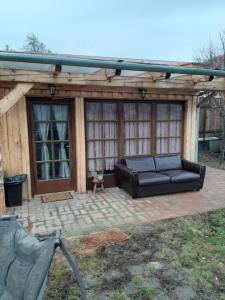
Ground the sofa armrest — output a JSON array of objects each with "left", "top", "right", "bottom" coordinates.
[
  {"left": 181, "top": 159, "right": 206, "bottom": 189},
  {"left": 115, "top": 162, "right": 138, "bottom": 186},
  {"left": 115, "top": 162, "right": 139, "bottom": 197}
]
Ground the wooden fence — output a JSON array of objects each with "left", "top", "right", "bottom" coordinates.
[{"left": 199, "top": 107, "right": 223, "bottom": 138}]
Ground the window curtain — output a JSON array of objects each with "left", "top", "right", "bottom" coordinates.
[
  {"left": 53, "top": 105, "right": 70, "bottom": 178},
  {"left": 33, "top": 104, "right": 51, "bottom": 180}
]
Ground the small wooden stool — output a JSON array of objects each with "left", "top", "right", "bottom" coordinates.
[
  {"left": 92, "top": 173, "right": 104, "bottom": 194},
  {"left": 93, "top": 179, "right": 104, "bottom": 194}
]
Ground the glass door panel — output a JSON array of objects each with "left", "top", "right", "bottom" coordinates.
[{"left": 30, "top": 101, "right": 74, "bottom": 195}]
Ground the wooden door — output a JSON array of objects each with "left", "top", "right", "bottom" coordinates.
[{"left": 28, "top": 99, "right": 75, "bottom": 195}]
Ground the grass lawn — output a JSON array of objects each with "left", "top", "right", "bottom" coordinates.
[{"left": 44, "top": 208, "right": 225, "bottom": 300}]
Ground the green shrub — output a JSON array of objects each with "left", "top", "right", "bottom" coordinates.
[
  {"left": 180, "top": 243, "right": 199, "bottom": 267},
  {"left": 178, "top": 227, "right": 194, "bottom": 240},
  {"left": 132, "top": 276, "right": 156, "bottom": 299}
]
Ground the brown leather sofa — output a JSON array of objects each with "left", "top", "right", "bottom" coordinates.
[{"left": 115, "top": 155, "right": 206, "bottom": 198}]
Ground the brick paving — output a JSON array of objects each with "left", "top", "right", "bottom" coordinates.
[{"left": 6, "top": 166, "right": 225, "bottom": 236}]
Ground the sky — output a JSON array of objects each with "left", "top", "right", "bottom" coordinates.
[{"left": 1, "top": 0, "right": 225, "bottom": 62}]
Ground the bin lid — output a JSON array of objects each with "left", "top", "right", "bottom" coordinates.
[{"left": 4, "top": 174, "right": 27, "bottom": 184}]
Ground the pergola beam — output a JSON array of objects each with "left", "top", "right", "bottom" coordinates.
[
  {"left": 0, "top": 69, "right": 225, "bottom": 91},
  {"left": 0, "top": 83, "right": 33, "bottom": 116}
]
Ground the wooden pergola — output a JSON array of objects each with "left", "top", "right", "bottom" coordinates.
[{"left": 0, "top": 52, "right": 225, "bottom": 214}]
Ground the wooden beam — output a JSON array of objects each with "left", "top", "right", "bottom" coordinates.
[
  {"left": 0, "top": 83, "right": 33, "bottom": 116},
  {"left": 75, "top": 97, "right": 86, "bottom": 193},
  {"left": 1, "top": 69, "right": 225, "bottom": 91}
]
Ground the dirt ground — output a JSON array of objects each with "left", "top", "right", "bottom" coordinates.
[{"left": 44, "top": 208, "right": 225, "bottom": 300}]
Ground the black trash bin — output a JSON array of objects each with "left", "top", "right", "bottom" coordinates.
[{"left": 4, "top": 174, "right": 27, "bottom": 207}]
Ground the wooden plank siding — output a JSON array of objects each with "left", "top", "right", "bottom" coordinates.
[
  {"left": 0, "top": 87, "right": 32, "bottom": 200},
  {"left": 0, "top": 83, "right": 198, "bottom": 199}
]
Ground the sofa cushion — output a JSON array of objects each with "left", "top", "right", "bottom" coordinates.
[
  {"left": 125, "top": 156, "right": 156, "bottom": 172},
  {"left": 160, "top": 169, "right": 200, "bottom": 183},
  {"left": 138, "top": 172, "right": 170, "bottom": 186},
  {"left": 154, "top": 155, "right": 182, "bottom": 171}
]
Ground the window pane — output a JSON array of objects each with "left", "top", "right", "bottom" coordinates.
[
  {"left": 138, "top": 122, "right": 151, "bottom": 138},
  {"left": 37, "top": 162, "right": 52, "bottom": 180},
  {"left": 170, "top": 121, "right": 182, "bottom": 137},
  {"left": 54, "top": 142, "right": 70, "bottom": 160},
  {"left": 87, "top": 122, "right": 102, "bottom": 140},
  {"left": 124, "top": 103, "right": 136, "bottom": 121},
  {"left": 52, "top": 104, "right": 68, "bottom": 121},
  {"left": 33, "top": 104, "right": 51, "bottom": 121},
  {"left": 157, "top": 122, "right": 169, "bottom": 137},
  {"left": 125, "top": 140, "right": 137, "bottom": 156},
  {"left": 125, "top": 122, "right": 136, "bottom": 138},
  {"left": 157, "top": 138, "right": 168, "bottom": 154},
  {"left": 86, "top": 102, "right": 101, "bottom": 120},
  {"left": 169, "top": 138, "right": 181, "bottom": 153},
  {"left": 138, "top": 139, "right": 151, "bottom": 155},
  {"left": 138, "top": 103, "right": 151, "bottom": 120},
  {"left": 55, "top": 161, "right": 70, "bottom": 178},
  {"left": 104, "top": 141, "right": 117, "bottom": 158},
  {"left": 103, "top": 122, "right": 117, "bottom": 139},
  {"left": 34, "top": 122, "right": 51, "bottom": 141},
  {"left": 157, "top": 104, "right": 169, "bottom": 121},
  {"left": 170, "top": 104, "right": 182, "bottom": 120},
  {"left": 87, "top": 141, "right": 102, "bottom": 158},
  {"left": 103, "top": 103, "right": 117, "bottom": 120},
  {"left": 35, "top": 143, "right": 52, "bottom": 161},
  {"left": 53, "top": 122, "right": 68, "bottom": 140}
]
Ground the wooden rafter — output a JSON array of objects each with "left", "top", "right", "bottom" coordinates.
[{"left": 0, "top": 83, "right": 33, "bottom": 116}]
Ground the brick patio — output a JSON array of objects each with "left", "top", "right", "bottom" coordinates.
[{"left": 6, "top": 166, "right": 225, "bottom": 236}]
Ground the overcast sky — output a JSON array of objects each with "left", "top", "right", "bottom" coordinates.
[{"left": 1, "top": 0, "right": 225, "bottom": 62}]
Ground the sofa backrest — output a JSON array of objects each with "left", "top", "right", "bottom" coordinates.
[
  {"left": 154, "top": 155, "right": 182, "bottom": 171},
  {"left": 125, "top": 156, "right": 156, "bottom": 172}
]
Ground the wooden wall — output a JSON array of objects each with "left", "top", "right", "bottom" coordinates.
[
  {"left": 0, "top": 83, "right": 197, "bottom": 201},
  {"left": 0, "top": 87, "right": 31, "bottom": 200}
]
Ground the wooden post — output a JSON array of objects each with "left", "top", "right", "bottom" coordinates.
[
  {"left": 0, "top": 145, "right": 5, "bottom": 215},
  {"left": 75, "top": 97, "right": 86, "bottom": 193},
  {"left": 184, "top": 96, "right": 197, "bottom": 161}
]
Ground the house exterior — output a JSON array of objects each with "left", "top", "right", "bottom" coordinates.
[{"left": 0, "top": 52, "right": 224, "bottom": 214}]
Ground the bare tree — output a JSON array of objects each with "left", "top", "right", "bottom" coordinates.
[
  {"left": 194, "top": 29, "right": 225, "bottom": 163},
  {"left": 23, "top": 33, "right": 51, "bottom": 53}
]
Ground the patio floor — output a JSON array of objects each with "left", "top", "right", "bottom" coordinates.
[{"left": 6, "top": 166, "right": 225, "bottom": 236}]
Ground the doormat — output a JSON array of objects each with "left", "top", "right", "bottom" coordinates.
[
  {"left": 79, "top": 228, "right": 129, "bottom": 254},
  {"left": 42, "top": 191, "right": 73, "bottom": 203}
]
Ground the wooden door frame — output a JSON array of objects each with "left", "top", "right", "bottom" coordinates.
[{"left": 27, "top": 97, "right": 76, "bottom": 196}]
